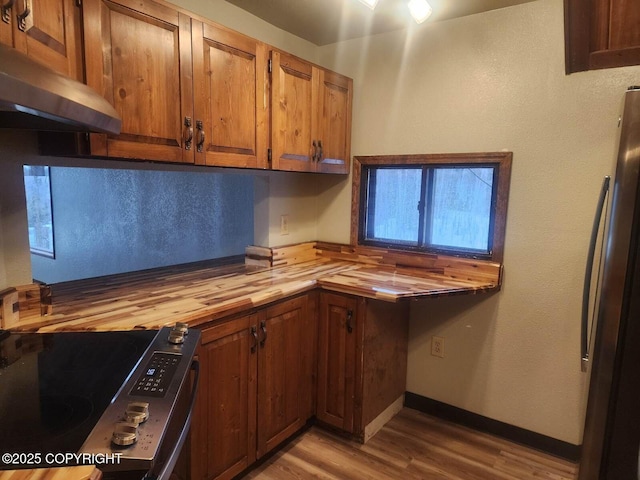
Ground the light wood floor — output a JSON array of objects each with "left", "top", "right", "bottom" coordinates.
[{"left": 241, "top": 408, "right": 578, "bottom": 480}]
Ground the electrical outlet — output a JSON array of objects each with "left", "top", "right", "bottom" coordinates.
[
  {"left": 431, "top": 336, "right": 445, "bottom": 358},
  {"left": 280, "top": 214, "right": 289, "bottom": 235}
]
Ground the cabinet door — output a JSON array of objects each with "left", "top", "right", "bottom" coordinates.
[
  {"left": 192, "top": 20, "right": 268, "bottom": 169},
  {"left": 317, "top": 69, "right": 352, "bottom": 175},
  {"left": 270, "top": 50, "right": 318, "bottom": 172},
  {"left": 3, "top": 0, "right": 82, "bottom": 80},
  {"left": 1, "top": 1, "right": 14, "bottom": 47},
  {"left": 565, "top": 0, "right": 640, "bottom": 72},
  {"left": 82, "top": 0, "right": 193, "bottom": 162},
  {"left": 317, "top": 292, "right": 357, "bottom": 432},
  {"left": 257, "top": 295, "right": 307, "bottom": 457},
  {"left": 196, "top": 315, "right": 258, "bottom": 480}
]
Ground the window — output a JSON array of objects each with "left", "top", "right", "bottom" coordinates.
[
  {"left": 353, "top": 153, "right": 512, "bottom": 262},
  {"left": 23, "top": 165, "right": 55, "bottom": 258}
]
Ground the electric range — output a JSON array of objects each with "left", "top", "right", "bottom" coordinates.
[{"left": 0, "top": 325, "right": 200, "bottom": 479}]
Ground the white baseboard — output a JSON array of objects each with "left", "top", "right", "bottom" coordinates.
[{"left": 362, "top": 394, "right": 404, "bottom": 443}]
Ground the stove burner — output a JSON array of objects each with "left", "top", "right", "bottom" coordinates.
[
  {"left": 0, "top": 330, "right": 158, "bottom": 460},
  {"left": 41, "top": 394, "right": 95, "bottom": 436},
  {"left": 8, "top": 394, "right": 94, "bottom": 452}
]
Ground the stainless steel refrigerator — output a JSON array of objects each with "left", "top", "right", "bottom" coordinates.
[{"left": 580, "top": 85, "right": 640, "bottom": 480}]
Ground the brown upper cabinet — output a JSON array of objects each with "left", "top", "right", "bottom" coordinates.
[
  {"left": 82, "top": 0, "right": 194, "bottom": 162},
  {"left": 192, "top": 21, "right": 269, "bottom": 169},
  {"left": 565, "top": 0, "right": 640, "bottom": 73},
  {"left": 0, "top": 0, "right": 82, "bottom": 80},
  {"left": 37, "top": 0, "right": 352, "bottom": 172},
  {"left": 271, "top": 50, "right": 353, "bottom": 174}
]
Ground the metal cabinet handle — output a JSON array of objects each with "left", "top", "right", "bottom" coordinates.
[
  {"left": 260, "top": 320, "right": 267, "bottom": 347},
  {"left": 183, "top": 117, "right": 193, "bottom": 150},
  {"left": 196, "top": 120, "right": 205, "bottom": 153},
  {"left": 311, "top": 140, "right": 318, "bottom": 162},
  {"left": 250, "top": 326, "right": 258, "bottom": 353},
  {"left": 16, "top": 0, "right": 29, "bottom": 31},
  {"left": 346, "top": 309, "right": 353, "bottom": 334},
  {"left": 317, "top": 140, "right": 323, "bottom": 163},
  {"left": 1, "top": 0, "right": 14, "bottom": 24}
]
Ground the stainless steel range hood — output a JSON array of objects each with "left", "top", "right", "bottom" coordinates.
[{"left": 0, "top": 44, "right": 121, "bottom": 134}]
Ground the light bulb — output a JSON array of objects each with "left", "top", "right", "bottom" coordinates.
[{"left": 408, "top": 0, "right": 432, "bottom": 23}]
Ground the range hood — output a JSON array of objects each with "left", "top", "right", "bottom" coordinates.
[{"left": 0, "top": 44, "right": 121, "bottom": 134}]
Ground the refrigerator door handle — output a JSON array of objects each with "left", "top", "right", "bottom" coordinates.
[{"left": 581, "top": 175, "right": 610, "bottom": 372}]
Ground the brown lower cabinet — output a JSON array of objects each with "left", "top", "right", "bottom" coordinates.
[
  {"left": 317, "top": 292, "right": 409, "bottom": 441},
  {"left": 189, "top": 290, "right": 407, "bottom": 479},
  {"left": 191, "top": 294, "right": 316, "bottom": 480}
]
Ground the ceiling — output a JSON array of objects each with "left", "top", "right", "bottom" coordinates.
[{"left": 225, "top": 0, "right": 538, "bottom": 46}]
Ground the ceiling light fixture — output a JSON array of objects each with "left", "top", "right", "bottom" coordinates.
[
  {"left": 408, "top": 0, "right": 432, "bottom": 23},
  {"left": 358, "top": 0, "right": 379, "bottom": 9}
]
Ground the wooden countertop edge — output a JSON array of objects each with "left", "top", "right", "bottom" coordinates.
[
  {"left": 0, "top": 465, "right": 100, "bottom": 480},
  {"left": 7, "top": 260, "right": 500, "bottom": 333}
]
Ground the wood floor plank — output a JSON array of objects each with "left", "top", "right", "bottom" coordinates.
[{"left": 240, "top": 409, "right": 578, "bottom": 480}]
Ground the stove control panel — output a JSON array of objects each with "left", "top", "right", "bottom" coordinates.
[
  {"left": 79, "top": 324, "right": 200, "bottom": 472},
  {"left": 130, "top": 352, "right": 180, "bottom": 398}
]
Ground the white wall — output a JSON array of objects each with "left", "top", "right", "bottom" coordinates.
[{"left": 317, "top": 0, "right": 640, "bottom": 444}]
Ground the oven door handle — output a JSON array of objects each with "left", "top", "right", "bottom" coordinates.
[{"left": 149, "top": 359, "right": 200, "bottom": 480}]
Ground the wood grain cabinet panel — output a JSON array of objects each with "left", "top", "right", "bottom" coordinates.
[
  {"left": 82, "top": 0, "right": 193, "bottom": 161},
  {"left": 317, "top": 69, "right": 352, "bottom": 174},
  {"left": 317, "top": 292, "right": 409, "bottom": 440},
  {"left": 257, "top": 296, "right": 309, "bottom": 457},
  {"left": 192, "top": 294, "right": 315, "bottom": 480},
  {"left": 194, "top": 314, "right": 258, "bottom": 480},
  {"left": 0, "top": 4, "right": 11, "bottom": 46},
  {"left": 0, "top": 0, "right": 82, "bottom": 80},
  {"left": 270, "top": 50, "right": 317, "bottom": 172},
  {"left": 565, "top": 0, "right": 640, "bottom": 72},
  {"left": 317, "top": 292, "right": 358, "bottom": 432},
  {"left": 271, "top": 50, "right": 352, "bottom": 174},
  {"left": 192, "top": 21, "right": 268, "bottom": 169}
]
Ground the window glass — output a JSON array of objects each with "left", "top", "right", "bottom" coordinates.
[
  {"left": 23, "top": 165, "right": 55, "bottom": 258},
  {"left": 356, "top": 154, "right": 510, "bottom": 261},
  {"left": 369, "top": 168, "right": 421, "bottom": 244},
  {"left": 430, "top": 167, "right": 494, "bottom": 253}
]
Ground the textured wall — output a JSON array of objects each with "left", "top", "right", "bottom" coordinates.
[
  {"left": 29, "top": 168, "right": 254, "bottom": 283},
  {"left": 317, "top": 0, "right": 640, "bottom": 444}
]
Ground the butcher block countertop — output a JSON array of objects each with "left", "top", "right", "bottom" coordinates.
[
  {"left": 0, "top": 466, "right": 101, "bottom": 480},
  {"left": 8, "top": 243, "right": 502, "bottom": 333}
]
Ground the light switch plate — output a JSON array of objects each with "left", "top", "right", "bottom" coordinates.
[{"left": 280, "top": 214, "right": 289, "bottom": 235}]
